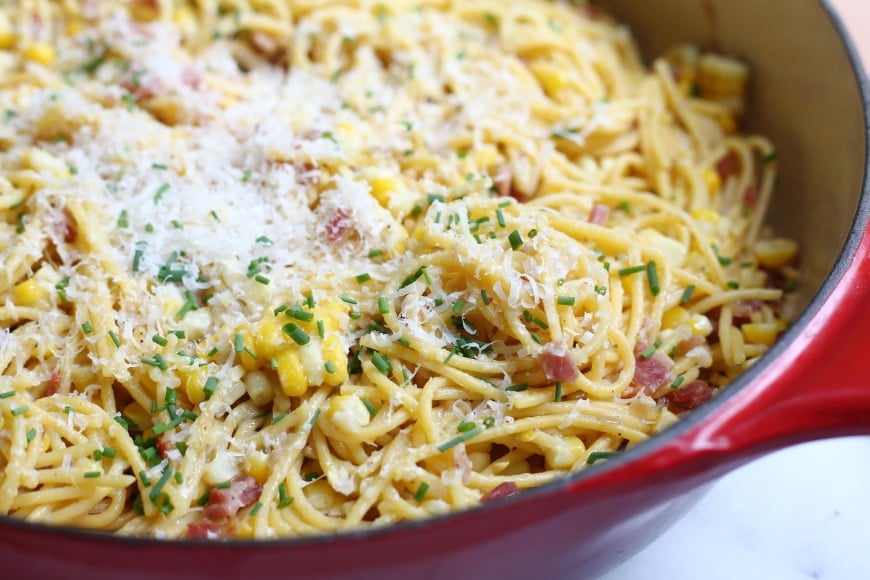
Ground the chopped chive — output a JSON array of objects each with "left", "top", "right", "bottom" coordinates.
[
  {"left": 286, "top": 305, "right": 315, "bottom": 322},
  {"left": 254, "top": 274, "right": 270, "bottom": 285},
  {"left": 371, "top": 352, "right": 392, "bottom": 375},
  {"left": 316, "top": 320, "right": 325, "bottom": 339},
  {"left": 207, "top": 347, "right": 219, "bottom": 357},
  {"left": 81, "top": 321, "right": 93, "bottom": 334},
  {"left": 153, "top": 182, "right": 170, "bottom": 204},
  {"left": 427, "top": 193, "right": 444, "bottom": 205},
  {"left": 83, "top": 471, "right": 101, "bottom": 479},
  {"left": 495, "top": 208, "right": 506, "bottom": 228},
  {"left": 617, "top": 265, "right": 646, "bottom": 276},
  {"left": 117, "top": 210, "right": 129, "bottom": 228},
  {"left": 26, "top": 428, "right": 36, "bottom": 442},
  {"left": 141, "top": 355, "right": 168, "bottom": 371},
  {"left": 0, "top": 391, "right": 14, "bottom": 399},
  {"left": 362, "top": 398, "right": 377, "bottom": 417},
  {"left": 554, "top": 381, "right": 563, "bottom": 402},
  {"left": 216, "top": 481, "right": 231, "bottom": 490},
  {"left": 712, "top": 244, "right": 732, "bottom": 266},
  {"left": 132, "top": 241, "right": 146, "bottom": 272},
  {"left": 169, "top": 330, "right": 185, "bottom": 339},
  {"left": 421, "top": 267, "right": 433, "bottom": 285},
  {"left": 414, "top": 482, "right": 429, "bottom": 502},
  {"left": 152, "top": 162, "right": 168, "bottom": 170},
  {"left": 639, "top": 344, "right": 657, "bottom": 359},
  {"left": 618, "top": 200, "right": 630, "bottom": 213},
  {"left": 195, "top": 490, "right": 210, "bottom": 506},
  {"left": 269, "top": 357, "right": 278, "bottom": 370},
  {"left": 532, "top": 317, "right": 549, "bottom": 330},
  {"left": 508, "top": 230, "right": 523, "bottom": 250},
  {"left": 273, "top": 304, "right": 288, "bottom": 315},
  {"left": 671, "top": 376, "right": 685, "bottom": 388},
  {"left": 339, "top": 294, "right": 357, "bottom": 305},
  {"left": 480, "top": 290, "right": 490, "bottom": 305},
  {"left": 271, "top": 413, "right": 287, "bottom": 425},
  {"left": 355, "top": 273, "right": 371, "bottom": 283},
  {"left": 587, "top": 451, "right": 617, "bottom": 464},
  {"left": 646, "top": 261, "right": 660, "bottom": 296},
  {"left": 176, "top": 290, "right": 197, "bottom": 318},
  {"left": 528, "top": 228, "right": 538, "bottom": 238},
  {"left": 506, "top": 383, "right": 528, "bottom": 392},
  {"left": 324, "top": 360, "right": 336, "bottom": 374},
  {"left": 277, "top": 483, "right": 293, "bottom": 508},
  {"left": 349, "top": 311, "right": 361, "bottom": 320},
  {"left": 483, "top": 416, "right": 495, "bottom": 429},
  {"left": 256, "top": 235, "right": 273, "bottom": 246},
  {"left": 175, "top": 472, "right": 183, "bottom": 484},
  {"left": 457, "top": 421, "right": 477, "bottom": 433},
  {"left": 152, "top": 334, "right": 168, "bottom": 347},
  {"left": 557, "top": 296, "right": 575, "bottom": 306},
  {"left": 102, "top": 447, "right": 117, "bottom": 458},
  {"left": 368, "top": 249, "right": 383, "bottom": 258},
  {"left": 249, "top": 502, "right": 263, "bottom": 517},
  {"left": 680, "top": 285, "right": 695, "bottom": 304},
  {"left": 396, "top": 337, "right": 410, "bottom": 347},
  {"left": 305, "top": 295, "right": 316, "bottom": 309},
  {"left": 377, "top": 296, "right": 390, "bottom": 314},
  {"left": 309, "top": 408, "right": 321, "bottom": 427},
  {"left": 282, "top": 323, "right": 310, "bottom": 345},
  {"left": 452, "top": 299, "right": 466, "bottom": 314},
  {"left": 242, "top": 169, "right": 252, "bottom": 182},
  {"left": 727, "top": 280, "right": 740, "bottom": 289},
  {"left": 763, "top": 150, "right": 778, "bottom": 164},
  {"left": 233, "top": 333, "right": 245, "bottom": 352},
  {"left": 437, "top": 426, "right": 482, "bottom": 452}
]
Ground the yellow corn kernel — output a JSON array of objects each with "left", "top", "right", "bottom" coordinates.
[
  {"left": 754, "top": 238, "right": 798, "bottom": 269},
  {"left": 530, "top": 62, "right": 569, "bottom": 97},
  {"left": 662, "top": 306, "right": 690, "bottom": 330},
  {"left": 237, "top": 332, "right": 259, "bottom": 371},
  {"left": 327, "top": 394, "right": 371, "bottom": 432},
  {"left": 690, "top": 208, "right": 720, "bottom": 224},
  {"left": 255, "top": 317, "right": 285, "bottom": 360},
  {"left": 12, "top": 278, "right": 48, "bottom": 307},
  {"left": 244, "top": 370, "right": 274, "bottom": 406},
  {"left": 316, "top": 301, "right": 347, "bottom": 333},
  {"left": 0, "top": 33, "right": 16, "bottom": 50},
  {"left": 182, "top": 367, "right": 207, "bottom": 405},
  {"left": 275, "top": 348, "right": 307, "bottom": 397},
  {"left": 702, "top": 169, "right": 721, "bottom": 194},
  {"left": 369, "top": 176, "right": 396, "bottom": 207},
  {"left": 321, "top": 334, "right": 347, "bottom": 386},
  {"left": 123, "top": 401, "right": 151, "bottom": 431},
  {"left": 688, "top": 313, "right": 713, "bottom": 336},
  {"left": 741, "top": 322, "right": 779, "bottom": 346},
  {"left": 23, "top": 43, "right": 56, "bottom": 66},
  {"left": 66, "top": 19, "right": 84, "bottom": 36},
  {"left": 246, "top": 450, "right": 270, "bottom": 484}
]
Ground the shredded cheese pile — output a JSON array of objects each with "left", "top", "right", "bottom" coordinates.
[{"left": 0, "top": 0, "right": 799, "bottom": 539}]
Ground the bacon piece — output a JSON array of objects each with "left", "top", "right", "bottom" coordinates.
[
  {"left": 493, "top": 165, "right": 513, "bottom": 198},
  {"left": 181, "top": 67, "right": 203, "bottom": 91},
  {"left": 587, "top": 203, "right": 610, "bottom": 225},
  {"left": 44, "top": 372, "right": 61, "bottom": 396},
  {"left": 631, "top": 352, "right": 674, "bottom": 394},
  {"left": 716, "top": 151, "right": 739, "bottom": 179},
  {"left": 743, "top": 184, "right": 759, "bottom": 207},
  {"left": 155, "top": 433, "right": 172, "bottom": 459},
  {"left": 678, "top": 333, "right": 705, "bottom": 355},
  {"left": 202, "top": 476, "right": 262, "bottom": 521},
  {"left": 324, "top": 208, "right": 352, "bottom": 242},
  {"left": 481, "top": 481, "right": 519, "bottom": 504},
  {"left": 61, "top": 207, "right": 78, "bottom": 243},
  {"left": 539, "top": 342, "right": 579, "bottom": 383},
  {"left": 453, "top": 445, "right": 472, "bottom": 485},
  {"left": 186, "top": 520, "right": 239, "bottom": 539},
  {"left": 663, "top": 380, "right": 715, "bottom": 413}
]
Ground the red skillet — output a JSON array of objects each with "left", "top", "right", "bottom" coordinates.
[{"left": 0, "top": 0, "right": 867, "bottom": 578}]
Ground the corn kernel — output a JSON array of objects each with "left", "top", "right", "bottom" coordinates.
[
  {"left": 662, "top": 306, "right": 690, "bottom": 330},
  {"left": 702, "top": 169, "right": 721, "bottom": 194},
  {"left": 370, "top": 176, "right": 396, "bottom": 207},
  {"left": 23, "top": 43, "right": 56, "bottom": 66},
  {"left": 741, "top": 322, "right": 779, "bottom": 346},
  {"left": 327, "top": 394, "right": 371, "bottom": 432},
  {"left": 246, "top": 450, "right": 270, "bottom": 484},
  {"left": 244, "top": 370, "right": 274, "bottom": 406},
  {"left": 690, "top": 208, "right": 720, "bottom": 224},
  {"left": 688, "top": 313, "right": 713, "bottom": 336},
  {"left": 754, "top": 238, "right": 798, "bottom": 268},
  {"left": 238, "top": 332, "right": 259, "bottom": 371},
  {"left": 182, "top": 367, "right": 207, "bottom": 405},
  {"left": 12, "top": 278, "right": 48, "bottom": 307},
  {"left": 321, "top": 334, "right": 347, "bottom": 386},
  {"left": 255, "top": 317, "right": 285, "bottom": 359},
  {"left": 0, "top": 33, "right": 16, "bottom": 50},
  {"left": 275, "top": 348, "right": 307, "bottom": 397},
  {"left": 122, "top": 401, "right": 151, "bottom": 431}
]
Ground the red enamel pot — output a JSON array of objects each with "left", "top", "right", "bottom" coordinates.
[{"left": 1, "top": 1, "right": 868, "bottom": 578}]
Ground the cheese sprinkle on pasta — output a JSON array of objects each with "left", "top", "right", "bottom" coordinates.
[{"left": 0, "top": 1, "right": 798, "bottom": 539}]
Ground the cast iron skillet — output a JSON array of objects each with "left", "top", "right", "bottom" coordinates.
[{"left": 0, "top": 1, "right": 867, "bottom": 578}]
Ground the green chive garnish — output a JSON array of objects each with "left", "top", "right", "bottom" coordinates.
[
  {"left": 437, "top": 426, "right": 482, "bottom": 452},
  {"left": 152, "top": 334, "right": 168, "bottom": 347},
  {"left": 414, "top": 482, "right": 429, "bottom": 502},
  {"left": 286, "top": 306, "right": 314, "bottom": 322},
  {"left": 81, "top": 321, "right": 93, "bottom": 334},
  {"left": 646, "top": 261, "right": 660, "bottom": 296},
  {"left": 586, "top": 451, "right": 616, "bottom": 465},
  {"left": 680, "top": 285, "right": 695, "bottom": 304},
  {"left": 508, "top": 230, "right": 523, "bottom": 250},
  {"left": 557, "top": 296, "right": 575, "bottom": 306},
  {"left": 554, "top": 381, "right": 563, "bottom": 402},
  {"left": 617, "top": 264, "right": 646, "bottom": 276},
  {"left": 282, "top": 323, "right": 310, "bottom": 345},
  {"left": 506, "top": 383, "right": 528, "bottom": 392},
  {"left": 362, "top": 398, "right": 377, "bottom": 417},
  {"left": 355, "top": 273, "right": 371, "bottom": 283},
  {"left": 377, "top": 296, "right": 390, "bottom": 314},
  {"left": 84, "top": 471, "right": 101, "bottom": 479},
  {"left": 371, "top": 352, "right": 392, "bottom": 374}
]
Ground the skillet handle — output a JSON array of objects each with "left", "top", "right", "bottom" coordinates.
[{"left": 570, "top": 221, "right": 870, "bottom": 493}]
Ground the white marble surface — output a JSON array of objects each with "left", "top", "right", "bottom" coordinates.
[{"left": 601, "top": 436, "right": 870, "bottom": 580}]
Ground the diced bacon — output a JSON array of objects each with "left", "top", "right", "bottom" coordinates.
[
  {"left": 716, "top": 151, "right": 739, "bottom": 179},
  {"left": 181, "top": 67, "right": 204, "bottom": 91},
  {"left": 732, "top": 299, "right": 762, "bottom": 318},
  {"left": 493, "top": 165, "right": 512, "bottom": 198},
  {"left": 539, "top": 342, "right": 579, "bottom": 383},
  {"left": 587, "top": 203, "right": 610, "bottom": 225},
  {"left": 481, "top": 481, "right": 518, "bottom": 503},
  {"left": 743, "top": 184, "right": 759, "bottom": 207},
  {"left": 202, "top": 476, "right": 262, "bottom": 521},
  {"left": 453, "top": 444, "right": 472, "bottom": 485},
  {"left": 678, "top": 333, "right": 705, "bottom": 355},
  {"left": 122, "top": 72, "right": 165, "bottom": 101},
  {"left": 155, "top": 433, "right": 171, "bottom": 459},
  {"left": 186, "top": 522, "right": 225, "bottom": 539},
  {"left": 663, "top": 380, "right": 715, "bottom": 413},
  {"left": 44, "top": 372, "right": 61, "bottom": 396},
  {"left": 631, "top": 352, "right": 674, "bottom": 394},
  {"left": 61, "top": 207, "right": 77, "bottom": 244},
  {"left": 324, "top": 208, "right": 353, "bottom": 242}
]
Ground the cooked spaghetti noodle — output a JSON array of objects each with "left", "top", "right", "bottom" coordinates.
[{"left": 0, "top": 0, "right": 799, "bottom": 538}]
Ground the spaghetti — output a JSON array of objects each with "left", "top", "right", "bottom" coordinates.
[{"left": 0, "top": 0, "right": 799, "bottom": 539}]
